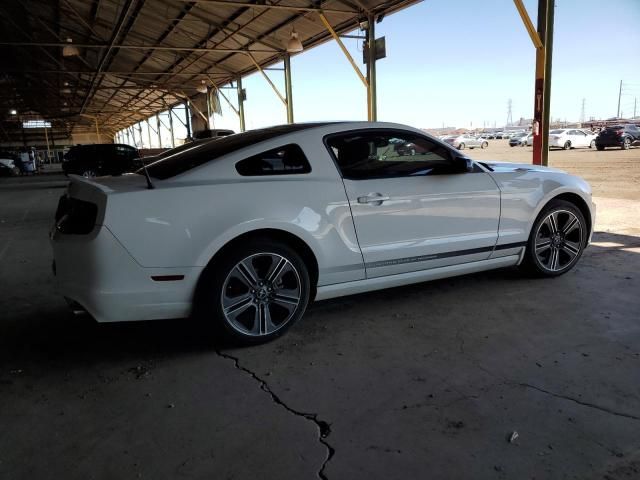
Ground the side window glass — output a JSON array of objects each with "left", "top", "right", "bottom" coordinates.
[
  {"left": 236, "top": 144, "right": 311, "bottom": 176},
  {"left": 326, "top": 131, "right": 454, "bottom": 180}
]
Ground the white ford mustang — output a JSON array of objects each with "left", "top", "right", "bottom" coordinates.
[{"left": 51, "top": 122, "right": 595, "bottom": 343}]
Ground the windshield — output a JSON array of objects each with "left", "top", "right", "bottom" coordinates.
[
  {"left": 143, "top": 123, "right": 337, "bottom": 180},
  {"left": 550, "top": 129, "right": 564, "bottom": 134}
]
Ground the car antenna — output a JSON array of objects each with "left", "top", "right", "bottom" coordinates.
[{"left": 139, "top": 156, "right": 155, "bottom": 189}]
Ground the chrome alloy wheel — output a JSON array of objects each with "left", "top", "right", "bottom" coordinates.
[
  {"left": 534, "top": 210, "right": 584, "bottom": 272},
  {"left": 221, "top": 253, "right": 302, "bottom": 337}
]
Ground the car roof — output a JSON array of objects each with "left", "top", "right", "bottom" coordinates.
[{"left": 144, "top": 121, "right": 443, "bottom": 180}]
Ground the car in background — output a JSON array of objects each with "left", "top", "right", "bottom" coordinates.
[
  {"left": 50, "top": 121, "right": 594, "bottom": 344},
  {"left": 509, "top": 133, "right": 533, "bottom": 147},
  {"left": 442, "top": 134, "right": 488, "bottom": 150},
  {"left": 62, "top": 144, "right": 140, "bottom": 177},
  {"left": 0, "top": 152, "right": 20, "bottom": 176},
  {"left": 595, "top": 124, "right": 640, "bottom": 150},
  {"left": 0, "top": 162, "right": 18, "bottom": 176},
  {"left": 193, "top": 128, "right": 235, "bottom": 140},
  {"left": 549, "top": 129, "right": 597, "bottom": 150},
  {"left": 138, "top": 139, "right": 215, "bottom": 165}
]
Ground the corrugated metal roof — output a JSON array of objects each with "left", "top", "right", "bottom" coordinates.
[{"left": 0, "top": 0, "right": 420, "bottom": 140}]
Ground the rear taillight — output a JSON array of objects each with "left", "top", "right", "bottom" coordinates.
[{"left": 55, "top": 195, "right": 97, "bottom": 234}]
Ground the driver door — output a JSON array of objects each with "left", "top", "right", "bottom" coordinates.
[{"left": 326, "top": 130, "right": 501, "bottom": 278}]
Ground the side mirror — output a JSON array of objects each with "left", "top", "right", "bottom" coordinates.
[{"left": 453, "top": 155, "right": 474, "bottom": 173}]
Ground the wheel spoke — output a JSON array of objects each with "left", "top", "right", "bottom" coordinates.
[
  {"left": 223, "top": 294, "right": 253, "bottom": 317},
  {"left": 563, "top": 240, "right": 581, "bottom": 257},
  {"left": 536, "top": 238, "right": 551, "bottom": 253},
  {"left": 255, "top": 303, "right": 276, "bottom": 335},
  {"left": 563, "top": 216, "right": 579, "bottom": 235},
  {"left": 266, "top": 257, "right": 288, "bottom": 283},
  {"left": 273, "top": 293, "right": 300, "bottom": 306},
  {"left": 546, "top": 212, "right": 559, "bottom": 234},
  {"left": 549, "top": 248, "right": 560, "bottom": 270},
  {"left": 236, "top": 260, "right": 259, "bottom": 288}
]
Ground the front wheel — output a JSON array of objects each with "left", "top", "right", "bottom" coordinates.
[
  {"left": 596, "top": 145, "right": 605, "bottom": 151},
  {"left": 589, "top": 140, "right": 596, "bottom": 148},
  {"left": 521, "top": 200, "right": 587, "bottom": 277},
  {"left": 458, "top": 143, "right": 465, "bottom": 150},
  {"left": 200, "top": 239, "right": 311, "bottom": 344},
  {"left": 481, "top": 141, "right": 488, "bottom": 149},
  {"left": 563, "top": 141, "right": 571, "bottom": 150},
  {"left": 622, "top": 138, "right": 631, "bottom": 150}
]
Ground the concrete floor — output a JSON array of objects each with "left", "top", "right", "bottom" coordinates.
[{"left": 1, "top": 168, "right": 639, "bottom": 480}]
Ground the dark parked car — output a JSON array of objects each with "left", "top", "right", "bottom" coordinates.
[
  {"left": 62, "top": 144, "right": 140, "bottom": 177},
  {"left": 193, "top": 129, "right": 235, "bottom": 140},
  {"left": 595, "top": 124, "right": 640, "bottom": 150},
  {"left": 0, "top": 162, "right": 18, "bottom": 176}
]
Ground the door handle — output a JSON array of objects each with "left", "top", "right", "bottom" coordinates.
[{"left": 357, "top": 194, "right": 390, "bottom": 204}]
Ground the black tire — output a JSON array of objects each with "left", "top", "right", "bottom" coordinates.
[
  {"left": 596, "top": 145, "right": 605, "bottom": 151},
  {"left": 563, "top": 141, "right": 571, "bottom": 150},
  {"left": 589, "top": 140, "right": 596, "bottom": 149},
  {"left": 458, "top": 143, "right": 465, "bottom": 150},
  {"left": 198, "top": 238, "right": 311, "bottom": 344},
  {"left": 481, "top": 141, "right": 488, "bottom": 149},
  {"left": 521, "top": 199, "right": 587, "bottom": 277},
  {"left": 622, "top": 138, "right": 631, "bottom": 150}
]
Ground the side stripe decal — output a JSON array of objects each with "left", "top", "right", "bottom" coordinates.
[{"left": 365, "top": 242, "right": 526, "bottom": 269}]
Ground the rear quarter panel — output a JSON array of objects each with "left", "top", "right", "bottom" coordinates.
[{"left": 103, "top": 132, "right": 365, "bottom": 287}]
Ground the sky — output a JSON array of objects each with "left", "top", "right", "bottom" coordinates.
[{"left": 190, "top": 0, "right": 640, "bottom": 133}]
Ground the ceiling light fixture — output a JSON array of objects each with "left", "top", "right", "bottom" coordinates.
[
  {"left": 196, "top": 80, "right": 208, "bottom": 94},
  {"left": 62, "top": 38, "right": 80, "bottom": 57},
  {"left": 10, "top": 109, "right": 17, "bottom": 115},
  {"left": 286, "top": 28, "right": 303, "bottom": 53}
]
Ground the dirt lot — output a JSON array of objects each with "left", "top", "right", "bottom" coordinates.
[
  {"left": 467, "top": 140, "right": 640, "bottom": 202},
  {"left": 1, "top": 145, "right": 639, "bottom": 480}
]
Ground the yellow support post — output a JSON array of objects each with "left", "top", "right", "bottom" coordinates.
[
  {"left": 246, "top": 53, "right": 287, "bottom": 106},
  {"left": 318, "top": 13, "right": 368, "bottom": 89}
]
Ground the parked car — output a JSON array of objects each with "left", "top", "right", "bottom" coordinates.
[
  {"left": 548, "top": 129, "right": 596, "bottom": 150},
  {"left": 138, "top": 139, "right": 215, "bottom": 165},
  {"left": 0, "top": 152, "right": 20, "bottom": 176},
  {"left": 442, "top": 134, "right": 488, "bottom": 150},
  {"left": 595, "top": 124, "right": 640, "bottom": 150},
  {"left": 51, "top": 121, "right": 594, "bottom": 344},
  {"left": 193, "top": 129, "right": 235, "bottom": 140},
  {"left": 62, "top": 144, "right": 140, "bottom": 177},
  {"left": 0, "top": 162, "right": 18, "bottom": 176},
  {"left": 509, "top": 133, "right": 532, "bottom": 146}
]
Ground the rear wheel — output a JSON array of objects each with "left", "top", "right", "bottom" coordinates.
[
  {"left": 563, "top": 141, "right": 571, "bottom": 150},
  {"left": 589, "top": 139, "right": 596, "bottom": 148},
  {"left": 81, "top": 169, "right": 96, "bottom": 178},
  {"left": 521, "top": 199, "right": 587, "bottom": 277},
  {"left": 481, "top": 141, "right": 488, "bottom": 149},
  {"left": 622, "top": 138, "right": 631, "bottom": 150},
  {"left": 596, "top": 145, "right": 605, "bottom": 151},
  {"left": 200, "top": 239, "right": 311, "bottom": 344}
]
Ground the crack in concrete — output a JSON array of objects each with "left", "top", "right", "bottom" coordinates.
[
  {"left": 216, "top": 349, "right": 335, "bottom": 479},
  {"left": 520, "top": 383, "right": 640, "bottom": 422},
  {"left": 472, "top": 363, "right": 640, "bottom": 422}
]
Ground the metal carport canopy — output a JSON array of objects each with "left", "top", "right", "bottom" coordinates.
[{"left": 0, "top": 0, "right": 422, "bottom": 139}]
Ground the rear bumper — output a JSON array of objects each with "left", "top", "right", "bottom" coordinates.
[
  {"left": 595, "top": 138, "right": 623, "bottom": 147},
  {"left": 50, "top": 225, "right": 203, "bottom": 322}
]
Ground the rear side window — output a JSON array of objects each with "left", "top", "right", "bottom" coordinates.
[{"left": 235, "top": 144, "right": 311, "bottom": 176}]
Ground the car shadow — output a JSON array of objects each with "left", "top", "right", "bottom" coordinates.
[{"left": 0, "top": 230, "right": 638, "bottom": 370}]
